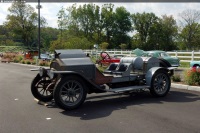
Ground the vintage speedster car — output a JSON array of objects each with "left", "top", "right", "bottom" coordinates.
[{"left": 31, "top": 49, "right": 176, "bottom": 111}]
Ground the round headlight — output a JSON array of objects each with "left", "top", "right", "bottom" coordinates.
[
  {"left": 39, "top": 67, "right": 47, "bottom": 77},
  {"left": 48, "top": 71, "right": 54, "bottom": 79}
]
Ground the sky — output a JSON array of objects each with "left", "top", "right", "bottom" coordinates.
[{"left": 0, "top": 2, "right": 200, "bottom": 28}]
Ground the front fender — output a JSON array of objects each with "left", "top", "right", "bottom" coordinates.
[
  {"left": 52, "top": 71, "right": 106, "bottom": 93},
  {"left": 145, "top": 67, "right": 168, "bottom": 86}
]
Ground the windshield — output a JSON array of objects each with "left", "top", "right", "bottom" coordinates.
[
  {"left": 41, "top": 54, "right": 48, "bottom": 58},
  {"left": 159, "top": 52, "right": 170, "bottom": 57},
  {"left": 142, "top": 53, "right": 153, "bottom": 57}
]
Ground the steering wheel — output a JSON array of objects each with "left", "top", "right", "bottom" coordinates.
[
  {"left": 96, "top": 52, "right": 111, "bottom": 66},
  {"left": 100, "top": 52, "right": 111, "bottom": 60}
]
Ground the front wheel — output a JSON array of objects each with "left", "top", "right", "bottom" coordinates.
[
  {"left": 150, "top": 70, "right": 171, "bottom": 97},
  {"left": 31, "top": 74, "right": 54, "bottom": 102},
  {"left": 53, "top": 76, "right": 87, "bottom": 110}
]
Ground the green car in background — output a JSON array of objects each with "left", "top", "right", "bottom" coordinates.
[{"left": 133, "top": 49, "right": 180, "bottom": 67}]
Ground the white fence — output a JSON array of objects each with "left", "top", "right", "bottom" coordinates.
[{"left": 84, "top": 50, "right": 200, "bottom": 62}]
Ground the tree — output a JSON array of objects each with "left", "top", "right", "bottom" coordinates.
[
  {"left": 101, "top": 4, "right": 115, "bottom": 45},
  {"left": 57, "top": 6, "right": 68, "bottom": 46},
  {"left": 76, "top": 4, "right": 101, "bottom": 42},
  {"left": 148, "top": 15, "right": 178, "bottom": 50},
  {"left": 160, "top": 15, "right": 178, "bottom": 50},
  {"left": 50, "top": 36, "right": 92, "bottom": 51},
  {"left": 131, "top": 12, "right": 158, "bottom": 50},
  {"left": 119, "top": 43, "right": 127, "bottom": 50},
  {"left": 99, "top": 42, "right": 109, "bottom": 50},
  {"left": 40, "top": 27, "right": 59, "bottom": 51},
  {"left": 0, "top": 25, "right": 10, "bottom": 45},
  {"left": 179, "top": 9, "right": 200, "bottom": 50},
  {"left": 4, "top": 1, "right": 47, "bottom": 47},
  {"left": 112, "top": 7, "right": 132, "bottom": 48},
  {"left": 180, "top": 23, "right": 200, "bottom": 50}
]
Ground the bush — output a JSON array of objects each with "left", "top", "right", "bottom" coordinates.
[
  {"left": 26, "top": 60, "right": 31, "bottom": 64},
  {"left": 13, "top": 58, "right": 19, "bottom": 63},
  {"left": 21, "top": 60, "right": 25, "bottom": 64},
  {"left": 31, "top": 60, "right": 36, "bottom": 65},
  {"left": 184, "top": 68, "right": 200, "bottom": 85},
  {"left": 14, "top": 55, "right": 24, "bottom": 63},
  {"left": 172, "top": 74, "right": 181, "bottom": 82},
  {"left": 39, "top": 60, "right": 50, "bottom": 66},
  {"left": 2, "top": 52, "right": 17, "bottom": 61}
]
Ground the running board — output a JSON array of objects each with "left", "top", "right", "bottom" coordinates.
[{"left": 108, "top": 85, "right": 150, "bottom": 93}]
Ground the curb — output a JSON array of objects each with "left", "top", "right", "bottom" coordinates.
[{"left": 171, "top": 83, "right": 200, "bottom": 92}]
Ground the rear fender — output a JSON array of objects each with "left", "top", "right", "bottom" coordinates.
[{"left": 145, "top": 67, "right": 168, "bottom": 86}]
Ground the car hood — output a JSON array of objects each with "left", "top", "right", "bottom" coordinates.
[
  {"left": 163, "top": 57, "right": 179, "bottom": 61},
  {"left": 133, "top": 48, "right": 144, "bottom": 56}
]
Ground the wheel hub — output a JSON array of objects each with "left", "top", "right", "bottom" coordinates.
[
  {"left": 68, "top": 89, "right": 76, "bottom": 97},
  {"left": 158, "top": 80, "right": 164, "bottom": 88}
]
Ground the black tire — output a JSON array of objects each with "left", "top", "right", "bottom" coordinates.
[
  {"left": 31, "top": 74, "right": 53, "bottom": 102},
  {"left": 150, "top": 70, "right": 171, "bottom": 97},
  {"left": 193, "top": 64, "right": 200, "bottom": 68},
  {"left": 53, "top": 75, "right": 87, "bottom": 110},
  {"left": 159, "top": 58, "right": 171, "bottom": 67}
]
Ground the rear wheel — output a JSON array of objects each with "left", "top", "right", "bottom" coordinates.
[
  {"left": 31, "top": 74, "right": 54, "bottom": 102},
  {"left": 150, "top": 70, "right": 170, "bottom": 97},
  {"left": 53, "top": 76, "right": 87, "bottom": 110}
]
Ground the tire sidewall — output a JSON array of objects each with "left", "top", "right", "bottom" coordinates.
[
  {"left": 150, "top": 70, "right": 171, "bottom": 97},
  {"left": 31, "top": 74, "right": 53, "bottom": 102},
  {"left": 53, "top": 75, "right": 87, "bottom": 110}
]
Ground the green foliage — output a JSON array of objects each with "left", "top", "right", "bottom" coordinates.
[
  {"left": 50, "top": 36, "right": 93, "bottom": 51},
  {"left": 5, "top": 1, "right": 38, "bottom": 47},
  {"left": 179, "top": 10, "right": 200, "bottom": 50},
  {"left": 65, "top": 37, "right": 93, "bottom": 49},
  {"left": 131, "top": 12, "right": 159, "bottom": 50},
  {"left": 180, "top": 62, "right": 190, "bottom": 68},
  {"left": 63, "top": 3, "right": 132, "bottom": 49},
  {"left": 1, "top": 3, "right": 200, "bottom": 51},
  {"left": 4, "top": 40, "right": 15, "bottom": 46},
  {"left": 21, "top": 60, "right": 25, "bottom": 64},
  {"left": 26, "top": 60, "right": 31, "bottom": 64},
  {"left": 171, "top": 74, "right": 181, "bottom": 82},
  {"left": 40, "top": 27, "right": 59, "bottom": 51},
  {"left": 131, "top": 13, "right": 178, "bottom": 51},
  {"left": 39, "top": 60, "right": 50, "bottom": 66},
  {"left": 99, "top": 42, "right": 109, "bottom": 50},
  {"left": 180, "top": 23, "right": 200, "bottom": 50},
  {"left": 0, "top": 46, "right": 33, "bottom": 53},
  {"left": 3, "top": 1, "right": 47, "bottom": 48},
  {"left": 119, "top": 43, "right": 127, "bottom": 50},
  {"left": 49, "top": 39, "right": 65, "bottom": 52},
  {"left": 184, "top": 68, "right": 200, "bottom": 85},
  {"left": 13, "top": 55, "right": 24, "bottom": 63},
  {"left": 111, "top": 7, "right": 132, "bottom": 47},
  {"left": 101, "top": 3, "right": 115, "bottom": 45}
]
